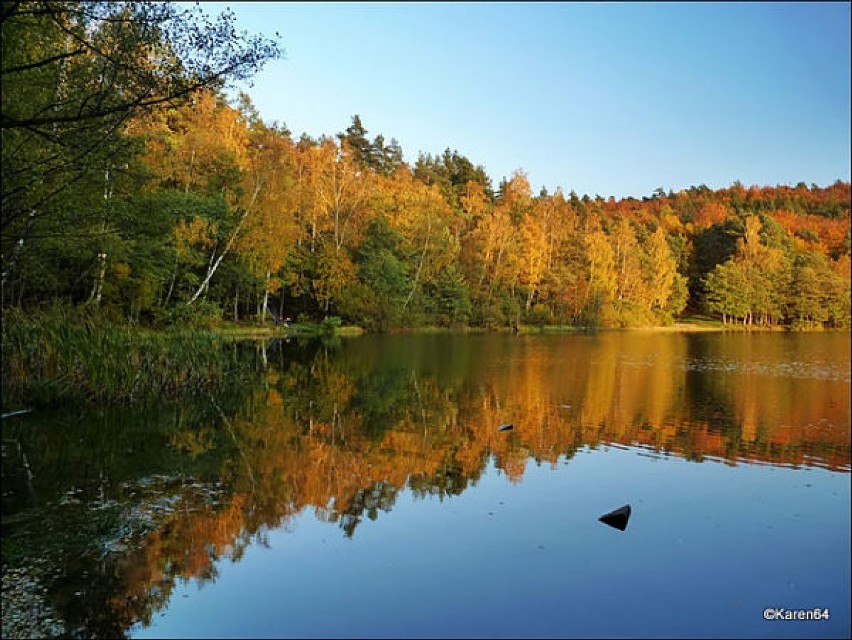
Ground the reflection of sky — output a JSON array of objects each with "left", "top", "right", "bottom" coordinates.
[{"left": 132, "top": 446, "right": 851, "bottom": 639}]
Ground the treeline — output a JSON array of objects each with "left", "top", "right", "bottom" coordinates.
[{"left": 2, "top": 5, "right": 849, "bottom": 330}]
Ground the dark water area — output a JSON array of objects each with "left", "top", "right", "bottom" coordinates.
[{"left": 2, "top": 332, "right": 850, "bottom": 638}]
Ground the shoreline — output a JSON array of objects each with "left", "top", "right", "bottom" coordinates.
[{"left": 209, "top": 320, "right": 843, "bottom": 337}]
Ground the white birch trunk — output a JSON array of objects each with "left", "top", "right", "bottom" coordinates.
[
  {"left": 89, "top": 167, "right": 112, "bottom": 305},
  {"left": 403, "top": 214, "right": 430, "bottom": 312},
  {"left": 261, "top": 271, "right": 271, "bottom": 324},
  {"left": 187, "top": 179, "right": 264, "bottom": 305}
]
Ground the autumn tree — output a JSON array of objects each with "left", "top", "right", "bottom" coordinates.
[
  {"left": 127, "top": 89, "right": 253, "bottom": 309},
  {"left": 232, "top": 118, "right": 300, "bottom": 322},
  {"left": 517, "top": 198, "right": 550, "bottom": 311},
  {"left": 582, "top": 217, "right": 617, "bottom": 326}
]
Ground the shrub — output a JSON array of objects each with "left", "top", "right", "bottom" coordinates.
[{"left": 320, "top": 316, "right": 342, "bottom": 335}]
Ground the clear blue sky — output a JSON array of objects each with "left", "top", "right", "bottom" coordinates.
[{"left": 201, "top": 1, "right": 850, "bottom": 199}]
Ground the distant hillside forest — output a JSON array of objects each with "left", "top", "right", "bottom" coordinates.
[{"left": 3, "top": 89, "right": 850, "bottom": 330}]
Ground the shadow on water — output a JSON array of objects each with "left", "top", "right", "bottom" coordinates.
[{"left": 1, "top": 332, "right": 849, "bottom": 637}]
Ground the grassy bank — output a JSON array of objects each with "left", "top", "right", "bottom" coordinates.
[
  {"left": 209, "top": 319, "right": 365, "bottom": 339},
  {"left": 0, "top": 308, "right": 370, "bottom": 408},
  {"left": 521, "top": 315, "right": 805, "bottom": 333},
  {"left": 1, "top": 308, "right": 256, "bottom": 408}
]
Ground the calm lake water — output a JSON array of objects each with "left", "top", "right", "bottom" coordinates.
[{"left": 2, "top": 331, "right": 850, "bottom": 638}]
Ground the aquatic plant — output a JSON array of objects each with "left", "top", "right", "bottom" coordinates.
[{"left": 1, "top": 306, "right": 256, "bottom": 407}]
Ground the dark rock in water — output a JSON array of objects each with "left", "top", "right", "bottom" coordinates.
[
  {"left": 498, "top": 424, "right": 514, "bottom": 432},
  {"left": 598, "top": 504, "right": 631, "bottom": 531}
]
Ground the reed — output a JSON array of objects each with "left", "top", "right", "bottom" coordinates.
[{"left": 2, "top": 305, "right": 256, "bottom": 407}]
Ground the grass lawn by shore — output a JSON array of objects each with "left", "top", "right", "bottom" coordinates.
[{"left": 208, "top": 315, "right": 804, "bottom": 336}]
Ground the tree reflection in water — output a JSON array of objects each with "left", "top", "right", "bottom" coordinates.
[{"left": 1, "top": 332, "right": 849, "bottom": 637}]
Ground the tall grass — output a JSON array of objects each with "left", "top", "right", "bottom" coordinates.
[{"left": 2, "top": 306, "right": 254, "bottom": 407}]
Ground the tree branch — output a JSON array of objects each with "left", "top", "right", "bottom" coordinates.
[
  {"left": 1, "top": 73, "right": 232, "bottom": 130},
  {"left": 1, "top": 47, "right": 86, "bottom": 75}
]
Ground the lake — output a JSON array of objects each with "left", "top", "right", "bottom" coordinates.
[{"left": 2, "top": 331, "right": 850, "bottom": 638}]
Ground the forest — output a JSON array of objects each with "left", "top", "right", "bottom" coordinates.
[
  {"left": 1, "top": 5, "right": 850, "bottom": 635},
  {"left": 2, "top": 2, "right": 850, "bottom": 333}
]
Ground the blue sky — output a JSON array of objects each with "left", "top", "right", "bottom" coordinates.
[{"left": 202, "top": 1, "right": 850, "bottom": 199}]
